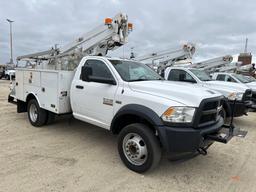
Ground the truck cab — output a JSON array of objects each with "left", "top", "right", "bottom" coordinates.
[
  {"left": 165, "top": 67, "right": 253, "bottom": 117},
  {"left": 68, "top": 56, "right": 245, "bottom": 171}
]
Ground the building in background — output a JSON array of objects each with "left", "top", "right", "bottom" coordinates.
[{"left": 238, "top": 38, "right": 252, "bottom": 65}]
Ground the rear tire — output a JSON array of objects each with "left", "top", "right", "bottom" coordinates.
[
  {"left": 118, "top": 123, "right": 161, "bottom": 173},
  {"left": 27, "top": 99, "right": 47, "bottom": 127},
  {"left": 5, "top": 75, "right": 10, "bottom": 80}
]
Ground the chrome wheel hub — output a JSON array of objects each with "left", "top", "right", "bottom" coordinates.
[
  {"left": 123, "top": 133, "right": 148, "bottom": 166},
  {"left": 29, "top": 103, "right": 38, "bottom": 122}
]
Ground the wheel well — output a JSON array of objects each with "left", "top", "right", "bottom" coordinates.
[
  {"left": 26, "top": 94, "right": 36, "bottom": 103},
  {"left": 16, "top": 94, "right": 37, "bottom": 113},
  {"left": 111, "top": 114, "right": 156, "bottom": 135}
]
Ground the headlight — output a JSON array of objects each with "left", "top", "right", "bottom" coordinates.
[
  {"left": 161, "top": 107, "right": 195, "bottom": 123},
  {"left": 227, "top": 92, "right": 243, "bottom": 101}
]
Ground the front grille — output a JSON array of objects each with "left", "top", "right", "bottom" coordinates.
[
  {"left": 252, "top": 91, "right": 256, "bottom": 102},
  {"left": 200, "top": 113, "right": 217, "bottom": 124},
  {"left": 243, "top": 89, "right": 252, "bottom": 102},
  {"left": 194, "top": 97, "right": 223, "bottom": 128},
  {"left": 202, "top": 100, "right": 218, "bottom": 111}
]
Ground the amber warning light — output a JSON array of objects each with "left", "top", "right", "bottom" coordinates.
[
  {"left": 128, "top": 23, "right": 133, "bottom": 31},
  {"left": 105, "top": 18, "right": 113, "bottom": 25}
]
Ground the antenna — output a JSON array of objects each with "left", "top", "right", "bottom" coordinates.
[
  {"left": 244, "top": 38, "right": 248, "bottom": 53},
  {"left": 130, "top": 47, "right": 135, "bottom": 59},
  {"left": 122, "top": 45, "right": 125, "bottom": 59}
]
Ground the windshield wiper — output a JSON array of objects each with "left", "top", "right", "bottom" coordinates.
[
  {"left": 129, "top": 78, "right": 151, "bottom": 82},
  {"left": 129, "top": 78, "right": 163, "bottom": 82}
]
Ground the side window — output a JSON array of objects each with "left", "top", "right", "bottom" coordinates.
[
  {"left": 216, "top": 74, "right": 225, "bottom": 81},
  {"left": 168, "top": 69, "right": 196, "bottom": 83},
  {"left": 81, "top": 59, "right": 114, "bottom": 81},
  {"left": 225, "top": 75, "right": 236, "bottom": 83},
  {"left": 168, "top": 69, "right": 180, "bottom": 81}
]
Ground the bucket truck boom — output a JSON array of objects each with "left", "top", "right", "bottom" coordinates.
[
  {"left": 191, "top": 55, "right": 233, "bottom": 73},
  {"left": 135, "top": 43, "right": 195, "bottom": 75},
  {"left": 16, "top": 13, "right": 132, "bottom": 70}
]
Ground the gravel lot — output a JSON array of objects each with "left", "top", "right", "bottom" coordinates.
[{"left": 0, "top": 79, "right": 255, "bottom": 192}]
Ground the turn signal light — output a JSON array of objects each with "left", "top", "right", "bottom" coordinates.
[{"left": 163, "top": 107, "right": 175, "bottom": 116}]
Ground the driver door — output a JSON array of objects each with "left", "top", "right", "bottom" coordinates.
[{"left": 73, "top": 59, "right": 118, "bottom": 129}]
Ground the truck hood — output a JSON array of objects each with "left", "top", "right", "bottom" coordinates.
[
  {"left": 204, "top": 81, "right": 248, "bottom": 94},
  {"left": 246, "top": 82, "right": 256, "bottom": 91},
  {"left": 128, "top": 80, "right": 221, "bottom": 107}
]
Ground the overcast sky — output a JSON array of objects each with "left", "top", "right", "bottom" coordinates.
[{"left": 0, "top": 0, "right": 255, "bottom": 64}]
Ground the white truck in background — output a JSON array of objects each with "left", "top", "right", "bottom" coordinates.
[
  {"left": 0, "top": 64, "right": 15, "bottom": 80},
  {"left": 212, "top": 72, "right": 256, "bottom": 109},
  {"left": 164, "top": 67, "right": 253, "bottom": 119},
  {"left": 8, "top": 13, "right": 246, "bottom": 173},
  {"left": 4, "top": 69, "right": 15, "bottom": 80}
]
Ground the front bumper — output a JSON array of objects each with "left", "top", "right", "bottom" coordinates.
[{"left": 157, "top": 117, "right": 246, "bottom": 158}]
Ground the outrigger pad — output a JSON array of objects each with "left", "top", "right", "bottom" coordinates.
[
  {"left": 232, "top": 129, "right": 247, "bottom": 138},
  {"left": 206, "top": 125, "right": 247, "bottom": 144},
  {"left": 221, "top": 125, "right": 248, "bottom": 138}
]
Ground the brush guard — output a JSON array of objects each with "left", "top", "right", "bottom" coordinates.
[{"left": 205, "top": 99, "right": 247, "bottom": 144}]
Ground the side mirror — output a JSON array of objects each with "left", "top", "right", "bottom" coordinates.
[{"left": 81, "top": 65, "right": 92, "bottom": 81}]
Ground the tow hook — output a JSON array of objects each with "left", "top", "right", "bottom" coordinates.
[{"left": 197, "top": 148, "right": 207, "bottom": 156}]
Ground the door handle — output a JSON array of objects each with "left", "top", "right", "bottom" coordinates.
[{"left": 76, "top": 85, "right": 84, "bottom": 89}]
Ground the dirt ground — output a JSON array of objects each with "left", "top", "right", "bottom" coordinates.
[{"left": 0, "top": 79, "right": 255, "bottom": 192}]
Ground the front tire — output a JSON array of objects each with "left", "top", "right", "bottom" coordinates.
[
  {"left": 27, "top": 99, "right": 47, "bottom": 127},
  {"left": 118, "top": 123, "right": 161, "bottom": 173}
]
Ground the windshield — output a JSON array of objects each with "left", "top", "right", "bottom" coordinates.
[
  {"left": 109, "top": 60, "right": 162, "bottom": 82},
  {"left": 189, "top": 69, "right": 212, "bottom": 81},
  {"left": 233, "top": 74, "right": 254, "bottom": 83},
  {"left": 245, "top": 76, "right": 256, "bottom": 82}
]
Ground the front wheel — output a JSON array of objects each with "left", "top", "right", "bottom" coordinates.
[
  {"left": 27, "top": 99, "right": 47, "bottom": 127},
  {"left": 118, "top": 123, "right": 161, "bottom": 173}
]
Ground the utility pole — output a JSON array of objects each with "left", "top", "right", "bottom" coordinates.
[
  {"left": 244, "top": 38, "right": 248, "bottom": 53},
  {"left": 6, "top": 19, "right": 14, "bottom": 64}
]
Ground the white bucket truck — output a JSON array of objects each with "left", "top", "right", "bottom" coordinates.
[{"left": 9, "top": 14, "right": 246, "bottom": 172}]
